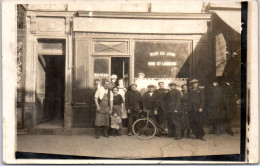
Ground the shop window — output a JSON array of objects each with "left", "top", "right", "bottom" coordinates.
[
  {"left": 134, "top": 41, "right": 191, "bottom": 90},
  {"left": 94, "top": 58, "right": 110, "bottom": 87}
]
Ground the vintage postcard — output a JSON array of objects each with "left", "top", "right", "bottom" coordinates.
[{"left": 2, "top": 0, "right": 259, "bottom": 164}]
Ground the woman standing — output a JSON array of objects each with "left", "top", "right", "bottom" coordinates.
[
  {"left": 117, "top": 79, "right": 128, "bottom": 127},
  {"left": 94, "top": 80, "right": 113, "bottom": 139},
  {"left": 111, "top": 87, "right": 124, "bottom": 135}
]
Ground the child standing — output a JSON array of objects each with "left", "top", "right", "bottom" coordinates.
[
  {"left": 110, "top": 111, "right": 122, "bottom": 136},
  {"left": 111, "top": 87, "right": 123, "bottom": 136}
]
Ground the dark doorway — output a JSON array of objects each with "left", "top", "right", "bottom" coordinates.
[
  {"left": 111, "top": 57, "right": 129, "bottom": 87},
  {"left": 36, "top": 55, "right": 65, "bottom": 128}
]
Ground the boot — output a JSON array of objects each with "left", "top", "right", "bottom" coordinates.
[
  {"left": 186, "top": 129, "right": 191, "bottom": 138},
  {"left": 104, "top": 126, "right": 109, "bottom": 137},
  {"left": 95, "top": 127, "right": 100, "bottom": 139}
]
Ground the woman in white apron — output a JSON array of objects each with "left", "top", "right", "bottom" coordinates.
[{"left": 117, "top": 79, "right": 128, "bottom": 127}]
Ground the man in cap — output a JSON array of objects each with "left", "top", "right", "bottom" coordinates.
[
  {"left": 180, "top": 84, "right": 191, "bottom": 138},
  {"left": 188, "top": 79, "right": 206, "bottom": 141},
  {"left": 143, "top": 84, "right": 158, "bottom": 123},
  {"left": 154, "top": 81, "right": 168, "bottom": 126},
  {"left": 165, "top": 82, "right": 182, "bottom": 140},
  {"left": 125, "top": 83, "right": 143, "bottom": 136}
]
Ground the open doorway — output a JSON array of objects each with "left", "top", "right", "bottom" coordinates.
[
  {"left": 111, "top": 57, "right": 129, "bottom": 87},
  {"left": 36, "top": 39, "right": 65, "bottom": 128}
]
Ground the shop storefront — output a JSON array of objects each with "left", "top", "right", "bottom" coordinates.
[{"left": 17, "top": 3, "right": 241, "bottom": 130}]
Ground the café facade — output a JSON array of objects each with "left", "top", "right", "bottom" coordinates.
[{"left": 16, "top": 2, "right": 241, "bottom": 130}]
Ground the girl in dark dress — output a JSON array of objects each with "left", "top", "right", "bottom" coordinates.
[{"left": 111, "top": 87, "right": 124, "bottom": 135}]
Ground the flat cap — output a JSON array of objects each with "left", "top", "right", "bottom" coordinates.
[
  {"left": 129, "top": 83, "right": 137, "bottom": 87},
  {"left": 147, "top": 84, "right": 155, "bottom": 88},
  {"left": 168, "top": 82, "right": 177, "bottom": 86},
  {"left": 138, "top": 72, "right": 145, "bottom": 76},
  {"left": 190, "top": 79, "right": 199, "bottom": 84}
]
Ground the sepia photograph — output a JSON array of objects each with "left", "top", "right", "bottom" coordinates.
[{"left": 2, "top": 0, "right": 259, "bottom": 164}]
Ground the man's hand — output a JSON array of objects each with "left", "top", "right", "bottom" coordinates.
[
  {"left": 154, "top": 110, "right": 158, "bottom": 115},
  {"left": 96, "top": 106, "right": 100, "bottom": 111},
  {"left": 174, "top": 110, "right": 178, "bottom": 113},
  {"left": 198, "top": 108, "right": 203, "bottom": 112},
  {"left": 127, "top": 109, "right": 131, "bottom": 114}
]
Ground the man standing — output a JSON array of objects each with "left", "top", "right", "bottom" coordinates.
[
  {"left": 125, "top": 84, "right": 143, "bottom": 136},
  {"left": 209, "top": 81, "right": 225, "bottom": 135},
  {"left": 166, "top": 82, "right": 182, "bottom": 140},
  {"left": 154, "top": 81, "right": 168, "bottom": 126},
  {"left": 188, "top": 79, "right": 206, "bottom": 141},
  {"left": 143, "top": 84, "right": 158, "bottom": 122},
  {"left": 222, "top": 81, "right": 235, "bottom": 135},
  {"left": 181, "top": 84, "right": 191, "bottom": 138},
  {"left": 94, "top": 80, "right": 113, "bottom": 139}
]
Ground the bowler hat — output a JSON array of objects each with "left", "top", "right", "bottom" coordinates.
[
  {"left": 190, "top": 79, "right": 199, "bottom": 84},
  {"left": 168, "top": 82, "right": 177, "bottom": 86}
]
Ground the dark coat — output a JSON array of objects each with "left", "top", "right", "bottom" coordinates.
[
  {"left": 181, "top": 91, "right": 189, "bottom": 113},
  {"left": 188, "top": 87, "right": 205, "bottom": 113},
  {"left": 125, "top": 90, "right": 143, "bottom": 112},
  {"left": 166, "top": 89, "right": 182, "bottom": 113},
  {"left": 154, "top": 88, "right": 167, "bottom": 107},
  {"left": 143, "top": 91, "right": 157, "bottom": 115},
  {"left": 209, "top": 86, "right": 225, "bottom": 120}
]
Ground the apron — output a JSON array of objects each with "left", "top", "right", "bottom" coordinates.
[
  {"left": 95, "top": 93, "right": 110, "bottom": 127},
  {"left": 118, "top": 88, "right": 128, "bottom": 119}
]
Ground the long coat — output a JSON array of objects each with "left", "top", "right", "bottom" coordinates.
[
  {"left": 166, "top": 89, "right": 182, "bottom": 112},
  {"left": 188, "top": 87, "right": 205, "bottom": 121},
  {"left": 143, "top": 91, "right": 158, "bottom": 115},
  {"left": 209, "top": 86, "right": 225, "bottom": 120}
]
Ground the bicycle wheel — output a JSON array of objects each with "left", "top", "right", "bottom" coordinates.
[{"left": 132, "top": 118, "right": 156, "bottom": 139}]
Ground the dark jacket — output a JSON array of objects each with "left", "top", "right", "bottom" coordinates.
[
  {"left": 209, "top": 85, "right": 225, "bottom": 120},
  {"left": 154, "top": 88, "right": 167, "bottom": 107},
  {"left": 143, "top": 91, "right": 157, "bottom": 115},
  {"left": 166, "top": 89, "right": 182, "bottom": 113},
  {"left": 125, "top": 90, "right": 143, "bottom": 112},
  {"left": 188, "top": 87, "right": 205, "bottom": 112},
  {"left": 181, "top": 90, "right": 189, "bottom": 112}
]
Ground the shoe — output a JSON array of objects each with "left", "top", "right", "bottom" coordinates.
[
  {"left": 128, "top": 132, "right": 132, "bottom": 136},
  {"left": 186, "top": 135, "right": 191, "bottom": 139},
  {"left": 175, "top": 137, "right": 181, "bottom": 140},
  {"left": 95, "top": 135, "right": 99, "bottom": 139},
  {"left": 104, "top": 134, "right": 109, "bottom": 138},
  {"left": 200, "top": 137, "right": 206, "bottom": 141}
]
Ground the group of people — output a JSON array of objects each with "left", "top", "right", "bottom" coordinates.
[{"left": 94, "top": 75, "right": 235, "bottom": 141}]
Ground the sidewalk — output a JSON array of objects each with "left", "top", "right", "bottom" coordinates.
[{"left": 17, "top": 133, "right": 240, "bottom": 159}]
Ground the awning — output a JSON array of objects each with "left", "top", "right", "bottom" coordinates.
[
  {"left": 215, "top": 10, "right": 241, "bottom": 34},
  {"left": 215, "top": 33, "right": 227, "bottom": 77}
]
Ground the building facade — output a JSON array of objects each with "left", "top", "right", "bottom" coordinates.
[{"left": 16, "top": 2, "right": 241, "bottom": 130}]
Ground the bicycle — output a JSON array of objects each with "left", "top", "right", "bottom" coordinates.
[{"left": 132, "top": 111, "right": 169, "bottom": 139}]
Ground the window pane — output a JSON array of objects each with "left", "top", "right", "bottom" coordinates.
[
  {"left": 134, "top": 41, "right": 191, "bottom": 79},
  {"left": 94, "top": 58, "right": 109, "bottom": 78}
]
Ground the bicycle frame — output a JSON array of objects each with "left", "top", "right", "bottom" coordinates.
[{"left": 142, "top": 111, "right": 167, "bottom": 132}]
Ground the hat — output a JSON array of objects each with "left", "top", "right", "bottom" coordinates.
[
  {"left": 138, "top": 73, "right": 145, "bottom": 76},
  {"left": 190, "top": 79, "right": 199, "bottom": 84},
  {"left": 181, "top": 84, "right": 187, "bottom": 88},
  {"left": 111, "top": 74, "right": 117, "bottom": 79},
  {"left": 147, "top": 84, "right": 155, "bottom": 88},
  {"left": 168, "top": 82, "right": 177, "bottom": 86},
  {"left": 129, "top": 83, "right": 137, "bottom": 87}
]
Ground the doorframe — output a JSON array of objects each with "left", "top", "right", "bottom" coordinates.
[{"left": 32, "top": 35, "right": 70, "bottom": 127}]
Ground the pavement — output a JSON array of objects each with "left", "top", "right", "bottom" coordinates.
[{"left": 17, "top": 133, "right": 240, "bottom": 159}]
